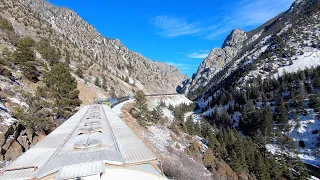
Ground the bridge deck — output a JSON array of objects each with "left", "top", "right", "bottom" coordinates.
[{"left": 1, "top": 104, "right": 160, "bottom": 179}]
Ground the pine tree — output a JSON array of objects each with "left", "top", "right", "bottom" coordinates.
[
  {"left": 214, "top": 105, "right": 219, "bottom": 123},
  {"left": 64, "top": 48, "right": 70, "bottom": 65},
  {"left": 253, "top": 152, "right": 269, "bottom": 180},
  {"left": 135, "top": 90, "right": 147, "bottom": 111},
  {"left": 151, "top": 103, "right": 163, "bottom": 124},
  {"left": 43, "top": 63, "right": 81, "bottom": 118},
  {"left": 276, "top": 99, "right": 288, "bottom": 129},
  {"left": 194, "top": 121, "right": 201, "bottom": 136},
  {"left": 76, "top": 67, "right": 84, "bottom": 78},
  {"left": 101, "top": 76, "right": 107, "bottom": 90},
  {"left": 238, "top": 149, "right": 248, "bottom": 173},
  {"left": 314, "top": 72, "right": 320, "bottom": 88},
  {"left": 262, "top": 105, "right": 273, "bottom": 139},
  {"left": 208, "top": 133, "right": 219, "bottom": 150},
  {"left": 13, "top": 37, "right": 39, "bottom": 82},
  {"left": 95, "top": 77, "right": 100, "bottom": 87},
  {"left": 230, "top": 149, "right": 242, "bottom": 173},
  {"left": 186, "top": 116, "right": 195, "bottom": 135},
  {"left": 125, "top": 76, "right": 129, "bottom": 83},
  {"left": 220, "top": 93, "right": 228, "bottom": 106}
]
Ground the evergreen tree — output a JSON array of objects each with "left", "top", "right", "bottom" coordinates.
[
  {"left": 276, "top": 99, "right": 289, "bottom": 129},
  {"left": 151, "top": 103, "right": 163, "bottom": 124},
  {"left": 262, "top": 105, "right": 273, "bottom": 139},
  {"left": 314, "top": 72, "right": 320, "bottom": 88},
  {"left": 214, "top": 105, "right": 219, "bottom": 123},
  {"left": 253, "top": 152, "right": 269, "bottom": 180},
  {"left": 102, "top": 76, "right": 107, "bottom": 90},
  {"left": 95, "top": 77, "right": 100, "bottom": 87},
  {"left": 186, "top": 116, "right": 195, "bottom": 135},
  {"left": 194, "top": 121, "right": 201, "bottom": 136},
  {"left": 125, "top": 76, "right": 129, "bottom": 83},
  {"left": 43, "top": 63, "right": 81, "bottom": 118},
  {"left": 64, "top": 48, "right": 70, "bottom": 65},
  {"left": 220, "top": 93, "right": 228, "bottom": 106},
  {"left": 76, "top": 67, "right": 84, "bottom": 78},
  {"left": 13, "top": 37, "right": 39, "bottom": 82},
  {"left": 37, "top": 38, "right": 60, "bottom": 65},
  {"left": 229, "top": 149, "right": 242, "bottom": 173}
]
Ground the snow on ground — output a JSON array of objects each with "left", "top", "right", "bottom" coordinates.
[
  {"left": 184, "top": 112, "right": 201, "bottom": 123},
  {"left": 0, "top": 102, "right": 17, "bottom": 126},
  {"left": 8, "top": 97, "right": 28, "bottom": 108},
  {"left": 197, "top": 96, "right": 213, "bottom": 109},
  {"left": 147, "top": 94, "right": 192, "bottom": 110},
  {"left": 287, "top": 109, "right": 320, "bottom": 168},
  {"left": 267, "top": 108, "right": 320, "bottom": 168},
  {"left": 144, "top": 125, "right": 175, "bottom": 153},
  {"left": 162, "top": 108, "right": 174, "bottom": 122},
  {"left": 112, "top": 99, "right": 134, "bottom": 116},
  {"left": 277, "top": 49, "right": 320, "bottom": 77}
]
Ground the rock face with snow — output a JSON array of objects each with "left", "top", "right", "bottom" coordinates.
[
  {"left": 184, "top": 0, "right": 320, "bottom": 100},
  {"left": 184, "top": 29, "right": 247, "bottom": 95}
]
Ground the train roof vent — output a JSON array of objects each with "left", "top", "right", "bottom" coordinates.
[
  {"left": 78, "top": 126, "right": 103, "bottom": 135},
  {"left": 74, "top": 139, "right": 102, "bottom": 150},
  {"left": 84, "top": 121, "right": 101, "bottom": 126},
  {"left": 86, "top": 116, "right": 102, "bottom": 120}
]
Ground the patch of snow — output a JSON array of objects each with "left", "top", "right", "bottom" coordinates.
[
  {"left": 144, "top": 126, "right": 173, "bottom": 154},
  {"left": 287, "top": 110, "right": 320, "bottom": 168},
  {"left": 147, "top": 95, "right": 192, "bottom": 110},
  {"left": 8, "top": 97, "right": 28, "bottom": 108},
  {"left": 162, "top": 108, "right": 174, "bottom": 122},
  {"left": 276, "top": 49, "right": 320, "bottom": 77}
]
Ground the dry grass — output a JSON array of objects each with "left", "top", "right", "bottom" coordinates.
[{"left": 77, "top": 82, "right": 97, "bottom": 105}]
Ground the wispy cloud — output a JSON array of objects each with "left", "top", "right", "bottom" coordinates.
[
  {"left": 235, "top": 0, "right": 293, "bottom": 27},
  {"left": 152, "top": 0, "right": 293, "bottom": 40},
  {"left": 153, "top": 15, "right": 202, "bottom": 38},
  {"left": 186, "top": 50, "right": 210, "bottom": 59}
]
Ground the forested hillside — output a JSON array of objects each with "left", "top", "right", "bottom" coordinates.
[{"left": 174, "top": 0, "right": 320, "bottom": 179}]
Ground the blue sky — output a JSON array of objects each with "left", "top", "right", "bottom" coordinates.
[{"left": 48, "top": 0, "right": 294, "bottom": 77}]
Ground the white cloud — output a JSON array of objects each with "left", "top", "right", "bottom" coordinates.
[
  {"left": 153, "top": 15, "right": 202, "bottom": 38},
  {"left": 152, "top": 0, "right": 293, "bottom": 40},
  {"left": 236, "top": 0, "right": 294, "bottom": 27},
  {"left": 187, "top": 50, "right": 210, "bottom": 59}
]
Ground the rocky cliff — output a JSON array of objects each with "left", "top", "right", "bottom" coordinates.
[{"left": 183, "top": 29, "right": 247, "bottom": 95}]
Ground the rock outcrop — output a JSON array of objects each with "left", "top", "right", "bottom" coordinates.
[{"left": 184, "top": 29, "right": 247, "bottom": 95}]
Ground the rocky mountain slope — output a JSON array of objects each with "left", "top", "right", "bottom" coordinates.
[
  {"left": 1, "top": 0, "right": 185, "bottom": 96},
  {"left": 184, "top": 0, "right": 320, "bottom": 100},
  {"left": 183, "top": 29, "right": 247, "bottom": 95},
  {"left": 180, "top": 0, "right": 320, "bottom": 177}
]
